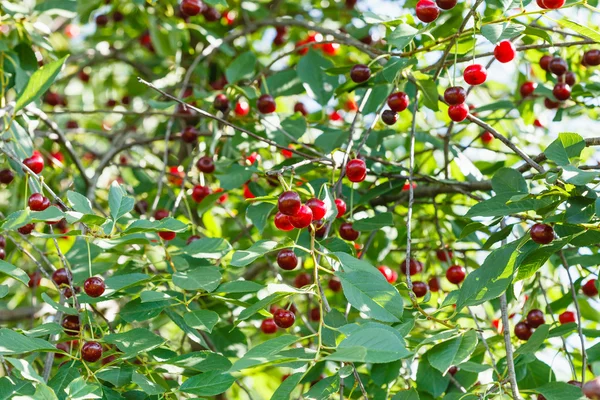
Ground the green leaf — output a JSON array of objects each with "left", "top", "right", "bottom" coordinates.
[
  {"left": 67, "top": 191, "right": 94, "bottom": 214},
  {"left": 216, "top": 280, "right": 264, "bottom": 294},
  {"left": 352, "top": 212, "right": 394, "bottom": 231},
  {"left": 554, "top": 17, "right": 600, "bottom": 43},
  {"left": 515, "top": 236, "right": 572, "bottom": 281},
  {"left": 64, "top": 377, "right": 102, "bottom": 400},
  {"left": 391, "top": 388, "right": 420, "bottom": 400},
  {"left": 0, "top": 260, "right": 29, "bottom": 286},
  {"left": 230, "top": 239, "right": 290, "bottom": 267},
  {"left": 1, "top": 210, "right": 31, "bottom": 230},
  {"left": 179, "top": 371, "right": 236, "bottom": 396},
  {"left": 465, "top": 194, "right": 555, "bottom": 218},
  {"left": 173, "top": 267, "right": 221, "bottom": 292},
  {"left": 426, "top": 330, "right": 478, "bottom": 373},
  {"left": 387, "top": 24, "right": 419, "bottom": 49},
  {"left": 416, "top": 354, "right": 449, "bottom": 397},
  {"left": 0, "top": 377, "right": 35, "bottom": 399},
  {"left": 0, "top": 328, "right": 55, "bottom": 355},
  {"left": 204, "top": 0, "right": 228, "bottom": 7},
  {"left": 120, "top": 298, "right": 171, "bottom": 322},
  {"left": 108, "top": 182, "right": 135, "bottom": 222},
  {"left": 5, "top": 357, "right": 44, "bottom": 382},
  {"left": 96, "top": 366, "right": 134, "bottom": 387},
  {"left": 271, "top": 372, "right": 303, "bottom": 400},
  {"left": 225, "top": 51, "right": 257, "bottom": 84},
  {"left": 515, "top": 324, "right": 550, "bottom": 356},
  {"left": 48, "top": 363, "right": 80, "bottom": 400},
  {"left": 303, "top": 375, "right": 340, "bottom": 400},
  {"left": 543, "top": 132, "right": 585, "bottom": 166},
  {"left": 104, "top": 328, "right": 165, "bottom": 358},
  {"left": 265, "top": 69, "right": 304, "bottom": 98},
  {"left": 535, "top": 382, "right": 586, "bottom": 400},
  {"left": 31, "top": 206, "right": 65, "bottom": 223},
  {"left": 492, "top": 167, "right": 528, "bottom": 194},
  {"left": 416, "top": 78, "right": 439, "bottom": 111},
  {"left": 480, "top": 22, "right": 525, "bottom": 44},
  {"left": 184, "top": 237, "right": 232, "bottom": 259},
  {"left": 216, "top": 163, "right": 254, "bottom": 190},
  {"left": 297, "top": 49, "right": 338, "bottom": 106},
  {"left": 246, "top": 202, "right": 275, "bottom": 234},
  {"left": 132, "top": 372, "right": 165, "bottom": 395},
  {"left": 183, "top": 309, "right": 219, "bottom": 333},
  {"left": 229, "top": 335, "right": 300, "bottom": 372},
  {"left": 165, "top": 351, "right": 232, "bottom": 372},
  {"left": 14, "top": 55, "right": 68, "bottom": 112},
  {"left": 124, "top": 218, "right": 188, "bottom": 233},
  {"left": 41, "top": 293, "right": 78, "bottom": 315}
]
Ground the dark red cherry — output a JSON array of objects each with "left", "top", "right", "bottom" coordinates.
[
  {"left": 18, "top": 223, "right": 35, "bottom": 235},
  {"left": 540, "top": 55, "right": 552, "bottom": 71},
  {"left": 549, "top": 57, "right": 568, "bottom": 76},
  {"left": 294, "top": 273, "right": 312, "bottom": 288},
  {"left": 278, "top": 191, "right": 302, "bottom": 216},
  {"left": 134, "top": 200, "right": 148, "bottom": 214},
  {"left": 583, "top": 49, "right": 600, "bottom": 66},
  {"left": 582, "top": 279, "right": 598, "bottom": 297},
  {"left": 544, "top": 98, "right": 560, "bottom": 109},
  {"left": 277, "top": 249, "right": 298, "bottom": 271},
  {"left": 81, "top": 341, "right": 103, "bottom": 362},
  {"left": 559, "top": 311, "right": 576, "bottom": 324},
  {"left": 180, "top": 0, "right": 204, "bottom": 17},
  {"left": 328, "top": 277, "right": 342, "bottom": 292},
  {"left": 186, "top": 235, "right": 200, "bottom": 245},
  {"left": 536, "top": 0, "right": 548, "bottom": 8},
  {"left": 257, "top": 94, "right": 276, "bottom": 114},
  {"left": 213, "top": 94, "right": 229, "bottom": 112},
  {"left": 401, "top": 259, "right": 423, "bottom": 276},
  {"left": 0, "top": 169, "right": 14, "bottom": 184},
  {"left": 416, "top": 0, "right": 439, "bottom": 23},
  {"left": 306, "top": 198, "right": 326, "bottom": 221},
  {"left": 310, "top": 307, "right": 320, "bottom": 321},
  {"left": 154, "top": 209, "right": 169, "bottom": 220},
  {"left": 444, "top": 86, "right": 466, "bottom": 105},
  {"left": 339, "top": 222, "right": 359, "bottom": 241},
  {"left": 553, "top": 83, "right": 571, "bottom": 101},
  {"left": 494, "top": 40, "right": 516, "bottom": 63},
  {"left": 112, "top": 11, "right": 124, "bottom": 22},
  {"left": 28, "top": 271, "right": 42, "bottom": 288},
  {"left": 381, "top": 110, "right": 398, "bottom": 125},
  {"left": 261, "top": 318, "right": 278, "bottom": 334},
  {"left": 448, "top": 103, "right": 469, "bottom": 122},
  {"left": 526, "top": 309, "right": 545, "bottom": 328},
  {"left": 96, "top": 14, "right": 109, "bottom": 26},
  {"left": 84, "top": 277, "right": 105, "bottom": 298},
  {"left": 463, "top": 64, "right": 487, "bottom": 85},
  {"left": 349, "top": 64, "right": 371, "bottom": 83},
  {"left": 62, "top": 315, "right": 80, "bottom": 336},
  {"left": 448, "top": 366, "right": 459, "bottom": 375},
  {"left": 530, "top": 223, "right": 554, "bottom": 244},
  {"left": 436, "top": 249, "right": 453, "bottom": 262},
  {"left": 66, "top": 120, "right": 79, "bottom": 129},
  {"left": 294, "top": 102, "right": 308, "bottom": 116},
  {"left": 335, "top": 199, "right": 346, "bottom": 218},
  {"left": 582, "top": 378, "right": 600, "bottom": 400},
  {"left": 428, "top": 277, "right": 441, "bottom": 292},
  {"left": 346, "top": 159, "right": 367, "bottom": 182},
  {"left": 191, "top": 185, "right": 211, "bottom": 203},
  {"left": 196, "top": 156, "right": 215, "bottom": 173},
  {"left": 28, "top": 193, "right": 50, "bottom": 211},
  {"left": 274, "top": 212, "right": 294, "bottom": 231},
  {"left": 436, "top": 0, "right": 457, "bottom": 9},
  {"left": 565, "top": 71, "right": 576, "bottom": 86},
  {"left": 181, "top": 126, "right": 199, "bottom": 143},
  {"left": 520, "top": 81, "right": 537, "bottom": 97},
  {"left": 202, "top": 6, "right": 220, "bottom": 22},
  {"left": 387, "top": 92, "right": 409, "bottom": 112},
  {"left": 446, "top": 265, "right": 466, "bottom": 284},
  {"left": 514, "top": 322, "right": 533, "bottom": 341},
  {"left": 273, "top": 308, "right": 295, "bottom": 328},
  {"left": 412, "top": 281, "right": 428, "bottom": 298},
  {"left": 378, "top": 265, "right": 398, "bottom": 284},
  {"left": 289, "top": 205, "right": 313, "bottom": 229},
  {"left": 52, "top": 268, "right": 72, "bottom": 286},
  {"left": 158, "top": 231, "right": 176, "bottom": 241},
  {"left": 542, "top": 0, "right": 565, "bottom": 9}
]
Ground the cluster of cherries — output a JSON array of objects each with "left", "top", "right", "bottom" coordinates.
[
  {"left": 381, "top": 92, "right": 410, "bottom": 126},
  {"left": 415, "top": 0, "right": 457, "bottom": 23},
  {"left": 60, "top": 315, "right": 104, "bottom": 362},
  {"left": 51, "top": 267, "right": 106, "bottom": 299},
  {"left": 179, "top": 0, "right": 222, "bottom": 22}
]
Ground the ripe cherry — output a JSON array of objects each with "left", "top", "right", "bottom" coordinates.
[
  {"left": 553, "top": 83, "right": 571, "bottom": 101},
  {"left": 481, "top": 131, "right": 494, "bottom": 144},
  {"left": 191, "top": 185, "right": 211, "bottom": 203},
  {"left": 448, "top": 366, "right": 459, "bottom": 375},
  {"left": 28, "top": 193, "right": 50, "bottom": 211},
  {"left": 378, "top": 265, "right": 398, "bottom": 284},
  {"left": 436, "top": 0, "right": 457, "bottom": 9},
  {"left": 187, "top": 235, "right": 200, "bottom": 245},
  {"left": 0, "top": 235, "right": 5, "bottom": 248},
  {"left": 544, "top": 98, "right": 560, "bottom": 109},
  {"left": 18, "top": 223, "right": 35, "bottom": 235},
  {"left": 540, "top": 55, "right": 552, "bottom": 71},
  {"left": 306, "top": 198, "right": 326, "bottom": 221},
  {"left": 261, "top": 318, "right": 278, "bottom": 334},
  {"left": 278, "top": 191, "right": 302, "bottom": 216},
  {"left": 520, "top": 81, "right": 537, "bottom": 97},
  {"left": 181, "top": 126, "right": 199, "bottom": 143},
  {"left": 582, "top": 377, "right": 600, "bottom": 400},
  {"left": 328, "top": 277, "right": 342, "bottom": 292},
  {"left": 273, "top": 308, "right": 295, "bottom": 328},
  {"left": 335, "top": 198, "right": 347, "bottom": 218},
  {"left": 387, "top": 92, "right": 409, "bottom": 112},
  {"left": 322, "top": 43, "right": 340, "bottom": 56},
  {"left": 339, "top": 222, "right": 359, "bottom": 241},
  {"left": 530, "top": 223, "right": 554, "bottom": 244},
  {"left": 294, "top": 102, "right": 308, "bottom": 116},
  {"left": 565, "top": 71, "right": 576, "bottom": 86},
  {"left": 0, "top": 169, "right": 14, "bottom": 184},
  {"left": 62, "top": 315, "right": 80, "bottom": 336},
  {"left": 448, "top": 103, "right": 469, "bottom": 122},
  {"left": 446, "top": 265, "right": 466, "bottom": 284},
  {"left": 536, "top": 0, "right": 548, "bottom": 8},
  {"left": 213, "top": 94, "right": 229, "bottom": 112},
  {"left": 257, "top": 94, "right": 276, "bottom": 114},
  {"left": 66, "top": 120, "right": 79, "bottom": 129},
  {"left": 196, "top": 156, "right": 215, "bottom": 173},
  {"left": 559, "top": 311, "right": 576, "bottom": 325},
  {"left": 113, "top": 11, "right": 124, "bottom": 22},
  {"left": 154, "top": 209, "right": 169, "bottom": 220},
  {"left": 428, "top": 277, "right": 441, "bottom": 292},
  {"left": 549, "top": 57, "right": 568, "bottom": 76},
  {"left": 28, "top": 271, "right": 42, "bottom": 288},
  {"left": 584, "top": 49, "right": 600, "bottom": 66},
  {"left": 277, "top": 249, "right": 298, "bottom": 271},
  {"left": 84, "top": 277, "right": 105, "bottom": 298},
  {"left": 290, "top": 205, "right": 313, "bottom": 229},
  {"left": 444, "top": 86, "right": 466, "bottom": 105},
  {"left": 514, "top": 322, "right": 533, "bottom": 341},
  {"left": 436, "top": 249, "right": 453, "bottom": 262},
  {"left": 294, "top": 272, "right": 312, "bottom": 288},
  {"left": 96, "top": 14, "right": 109, "bottom": 26},
  {"left": 234, "top": 100, "right": 250, "bottom": 116},
  {"left": 582, "top": 279, "right": 598, "bottom": 297},
  {"left": 345, "top": 0, "right": 358, "bottom": 8},
  {"left": 329, "top": 110, "right": 343, "bottom": 122},
  {"left": 23, "top": 152, "right": 45, "bottom": 174},
  {"left": 52, "top": 268, "right": 72, "bottom": 286},
  {"left": 310, "top": 307, "right": 320, "bottom": 321},
  {"left": 412, "top": 281, "right": 428, "bottom": 298},
  {"left": 346, "top": 159, "right": 367, "bottom": 183},
  {"left": 381, "top": 110, "right": 398, "bottom": 125},
  {"left": 81, "top": 342, "right": 103, "bottom": 362},
  {"left": 180, "top": 0, "right": 204, "bottom": 16},
  {"left": 542, "top": 0, "right": 565, "bottom": 8},
  {"left": 401, "top": 259, "right": 423, "bottom": 276},
  {"left": 526, "top": 309, "right": 545, "bottom": 328},
  {"left": 416, "top": 0, "right": 439, "bottom": 23},
  {"left": 494, "top": 40, "right": 516, "bottom": 63},
  {"left": 349, "top": 64, "right": 371, "bottom": 83},
  {"left": 202, "top": 6, "right": 220, "bottom": 22},
  {"left": 464, "top": 64, "right": 487, "bottom": 85},
  {"left": 274, "top": 212, "right": 294, "bottom": 231},
  {"left": 158, "top": 231, "right": 176, "bottom": 241}
]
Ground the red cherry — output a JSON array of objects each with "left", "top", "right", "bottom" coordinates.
[
  {"left": 526, "top": 309, "right": 545, "bottom": 328},
  {"left": 540, "top": 55, "right": 552, "bottom": 71},
  {"left": 436, "top": 0, "right": 457, "bottom": 9},
  {"left": 274, "top": 212, "right": 294, "bottom": 231},
  {"left": 96, "top": 14, "right": 109, "bottom": 26},
  {"left": 565, "top": 71, "right": 576, "bottom": 86},
  {"left": 158, "top": 231, "right": 176, "bottom": 241},
  {"left": 443, "top": 86, "right": 466, "bottom": 105},
  {"left": 257, "top": 94, "right": 276, "bottom": 114},
  {"left": 234, "top": 100, "right": 250, "bottom": 117},
  {"left": 349, "top": 64, "right": 371, "bottom": 83},
  {"left": 346, "top": 159, "right": 367, "bottom": 183},
  {"left": 139, "top": 32, "right": 154, "bottom": 52},
  {"left": 62, "top": 315, "right": 80, "bottom": 336},
  {"left": 28, "top": 271, "right": 42, "bottom": 288},
  {"left": 549, "top": 57, "right": 568, "bottom": 76},
  {"left": 294, "top": 273, "right": 312, "bottom": 288},
  {"left": 381, "top": 110, "right": 398, "bottom": 125},
  {"left": 582, "top": 378, "right": 600, "bottom": 400},
  {"left": 202, "top": 6, "right": 220, "bottom": 22},
  {"left": 345, "top": 0, "right": 358, "bottom": 8},
  {"left": 436, "top": 249, "right": 453, "bottom": 262},
  {"left": 55, "top": 342, "right": 70, "bottom": 358},
  {"left": 494, "top": 40, "right": 516, "bottom": 63},
  {"left": 180, "top": 126, "right": 198, "bottom": 143},
  {"left": 558, "top": 310, "right": 576, "bottom": 324},
  {"left": 81, "top": 341, "right": 103, "bottom": 362},
  {"left": 187, "top": 235, "right": 200, "bottom": 245},
  {"left": 213, "top": 94, "right": 229, "bottom": 112},
  {"left": 536, "top": 0, "right": 548, "bottom": 8},
  {"left": 66, "top": 120, "right": 79, "bottom": 129},
  {"left": 448, "top": 366, "right": 459, "bottom": 375},
  {"left": 428, "top": 277, "right": 441, "bottom": 292},
  {"left": 277, "top": 249, "right": 298, "bottom": 271},
  {"left": 18, "top": 223, "right": 36, "bottom": 235},
  {"left": 335, "top": 199, "right": 347, "bottom": 218},
  {"left": 278, "top": 191, "right": 302, "bottom": 216},
  {"left": 322, "top": 43, "right": 340, "bottom": 56},
  {"left": 261, "top": 318, "right": 278, "bottom": 334},
  {"left": 448, "top": 103, "right": 469, "bottom": 122},
  {"left": 544, "top": 98, "right": 560, "bottom": 109},
  {"left": 520, "top": 81, "right": 537, "bottom": 97},
  {"left": 412, "top": 281, "right": 428, "bottom": 298},
  {"left": 52, "top": 268, "right": 72, "bottom": 286},
  {"left": 273, "top": 308, "right": 295, "bottom": 328},
  {"left": 113, "top": 11, "right": 124, "bottom": 23},
  {"left": 306, "top": 198, "right": 326, "bottom": 221},
  {"left": 289, "top": 205, "right": 313, "bottom": 229},
  {"left": 0, "top": 169, "right": 14, "bottom": 184},
  {"left": 542, "top": 0, "right": 565, "bottom": 8},
  {"left": 192, "top": 185, "right": 211, "bottom": 203},
  {"left": 401, "top": 259, "right": 423, "bottom": 276},
  {"left": 553, "top": 83, "right": 571, "bottom": 101},
  {"left": 154, "top": 209, "right": 169, "bottom": 220},
  {"left": 514, "top": 322, "right": 533, "bottom": 341},
  {"left": 309, "top": 307, "right": 320, "bottom": 321},
  {"left": 294, "top": 102, "right": 308, "bottom": 116},
  {"left": 23, "top": 152, "right": 45, "bottom": 174},
  {"left": 84, "top": 277, "right": 105, "bottom": 298},
  {"left": 446, "top": 265, "right": 466, "bottom": 284},
  {"left": 378, "top": 265, "right": 398, "bottom": 284},
  {"left": 582, "top": 279, "right": 598, "bottom": 297},
  {"left": 533, "top": 119, "right": 544, "bottom": 128},
  {"left": 416, "top": 0, "right": 439, "bottom": 23},
  {"left": 196, "top": 156, "right": 215, "bottom": 173},
  {"left": 481, "top": 131, "right": 494, "bottom": 144},
  {"left": 180, "top": 0, "right": 204, "bottom": 16},
  {"left": 530, "top": 223, "right": 554, "bottom": 244},
  {"left": 387, "top": 92, "right": 409, "bottom": 112},
  {"left": 339, "top": 222, "right": 359, "bottom": 241},
  {"left": 464, "top": 64, "right": 487, "bottom": 86},
  {"left": 328, "top": 277, "right": 342, "bottom": 292},
  {"left": 329, "top": 110, "right": 343, "bottom": 121},
  {"left": 28, "top": 193, "right": 50, "bottom": 211},
  {"left": 583, "top": 49, "right": 600, "bottom": 66}
]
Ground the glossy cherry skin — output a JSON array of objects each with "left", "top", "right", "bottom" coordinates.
[
  {"left": 446, "top": 265, "right": 466, "bottom": 284},
  {"left": 583, "top": 378, "right": 600, "bottom": 400},
  {"left": 436, "top": 249, "right": 453, "bottom": 262},
  {"left": 401, "top": 259, "right": 423, "bottom": 276},
  {"left": 18, "top": 223, "right": 36, "bottom": 235},
  {"left": 530, "top": 223, "right": 554, "bottom": 244},
  {"left": 416, "top": 0, "right": 439, "bottom": 23},
  {"left": 582, "top": 279, "right": 598, "bottom": 297},
  {"left": 428, "top": 277, "right": 441, "bottom": 292},
  {"left": 23, "top": 152, "right": 45, "bottom": 174},
  {"left": 481, "top": 131, "right": 494, "bottom": 144},
  {"left": 181, "top": 126, "right": 198, "bottom": 143},
  {"left": 542, "top": 0, "right": 565, "bottom": 8},
  {"left": 349, "top": 64, "right": 371, "bottom": 83},
  {"left": 549, "top": 57, "right": 568, "bottom": 76},
  {"left": 536, "top": 0, "right": 548, "bottom": 8},
  {"left": 278, "top": 191, "right": 302, "bottom": 216},
  {"left": 584, "top": 49, "right": 600, "bottom": 66},
  {"left": 261, "top": 318, "right": 278, "bottom": 334},
  {"left": 196, "top": 156, "right": 215, "bottom": 173},
  {"left": 0, "top": 169, "right": 14, "bottom": 184},
  {"left": 84, "top": 277, "right": 105, "bottom": 298},
  {"left": 335, "top": 199, "right": 347, "bottom": 218},
  {"left": 412, "top": 281, "right": 428, "bottom": 298},
  {"left": 339, "top": 222, "right": 359, "bottom": 241},
  {"left": 553, "top": 83, "right": 571, "bottom": 101},
  {"left": 494, "top": 40, "right": 516, "bottom": 63},
  {"left": 520, "top": 81, "right": 537, "bottom": 97},
  {"left": 328, "top": 277, "right": 342, "bottom": 292},
  {"left": 274, "top": 212, "right": 294, "bottom": 231},
  {"left": 154, "top": 209, "right": 169, "bottom": 221},
  {"left": 444, "top": 86, "right": 466, "bottom": 105},
  {"left": 62, "top": 315, "right": 80, "bottom": 336},
  {"left": 346, "top": 159, "right": 367, "bottom": 183},
  {"left": 527, "top": 309, "right": 545, "bottom": 328},
  {"left": 436, "top": 0, "right": 457, "bottom": 9},
  {"left": 464, "top": 64, "right": 487, "bottom": 85},
  {"left": 448, "top": 104, "right": 469, "bottom": 122},
  {"left": 559, "top": 311, "right": 576, "bottom": 324},
  {"left": 28, "top": 271, "right": 42, "bottom": 288},
  {"left": 289, "top": 205, "right": 313, "bottom": 229},
  {"left": 235, "top": 100, "right": 250, "bottom": 116},
  {"left": 306, "top": 198, "right": 326, "bottom": 221},
  {"left": 202, "top": 6, "right": 220, "bottom": 21},
  {"left": 52, "top": 268, "right": 72, "bottom": 286},
  {"left": 294, "top": 273, "right": 312, "bottom": 288},
  {"left": 294, "top": 102, "right": 308, "bottom": 116},
  {"left": 158, "top": 231, "right": 176, "bottom": 241},
  {"left": 565, "top": 71, "right": 576, "bottom": 86},
  {"left": 180, "top": 0, "right": 204, "bottom": 16},
  {"left": 514, "top": 322, "right": 533, "bottom": 341},
  {"left": 540, "top": 55, "right": 552, "bottom": 71},
  {"left": 81, "top": 341, "right": 103, "bottom": 362},
  {"left": 257, "top": 94, "right": 276, "bottom": 114},
  {"left": 387, "top": 92, "right": 409, "bottom": 112},
  {"left": 96, "top": 14, "right": 109, "bottom": 26},
  {"left": 213, "top": 94, "right": 229, "bottom": 112},
  {"left": 330, "top": 111, "right": 342, "bottom": 122},
  {"left": 191, "top": 185, "right": 211, "bottom": 203},
  {"left": 544, "top": 98, "right": 560, "bottom": 109},
  {"left": 381, "top": 110, "right": 398, "bottom": 125},
  {"left": 28, "top": 193, "right": 50, "bottom": 211},
  {"left": 378, "top": 265, "right": 398, "bottom": 284},
  {"left": 277, "top": 249, "right": 298, "bottom": 271},
  {"left": 273, "top": 308, "right": 295, "bottom": 328}
]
